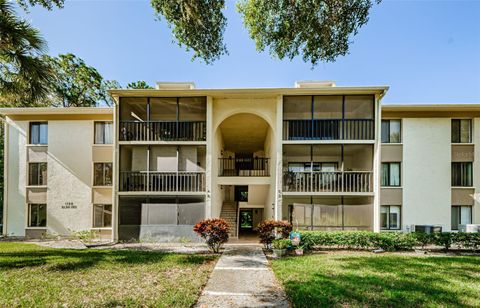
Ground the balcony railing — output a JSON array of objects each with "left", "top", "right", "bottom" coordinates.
[
  {"left": 119, "top": 121, "right": 206, "bottom": 142},
  {"left": 283, "top": 171, "right": 372, "bottom": 193},
  {"left": 283, "top": 119, "right": 374, "bottom": 141},
  {"left": 218, "top": 157, "right": 270, "bottom": 176},
  {"left": 119, "top": 171, "right": 205, "bottom": 192}
]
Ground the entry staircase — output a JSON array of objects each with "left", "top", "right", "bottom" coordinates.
[{"left": 220, "top": 201, "right": 238, "bottom": 238}]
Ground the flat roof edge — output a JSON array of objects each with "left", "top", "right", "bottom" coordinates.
[{"left": 0, "top": 107, "right": 113, "bottom": 116}]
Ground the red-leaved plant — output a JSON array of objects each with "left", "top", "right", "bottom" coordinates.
[
  {"left": 258, "top": 220, "right": 292, "bottom": 249},
  {"left": 193, "top": 218, "right": 230, "bottom": 253}
]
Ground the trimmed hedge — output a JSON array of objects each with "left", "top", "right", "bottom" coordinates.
[{"left": 300, "top": 231, "right": 480, "bottom": 251}]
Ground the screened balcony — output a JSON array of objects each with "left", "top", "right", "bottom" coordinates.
[
  {"left": 286, "top": 196, "right": 373, "bottom": 231},
  {"left": 119, "top": 97, "right": 206, "bottom": 142},
  {"left": 283, "top": 144, "right": 374, "bottom": 193},
  {"left": 283, "top": 95, "right": 375, "bottom": 141},
  {"left": 119, "top": 145, "right": 206, "bottom": 192}
]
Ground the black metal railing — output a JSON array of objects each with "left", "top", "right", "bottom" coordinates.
[
  {"left": 119, "top": 171, "right": 205, "bottom": 192},
  {"left": 283, "top": 171, "right": 372, "bottom": 193},
  {"left": 119, "top": 121, "right": 206, "bottom": 141},
  {"left": 218, "top": 157, "right": 270, "bottom": 176},
  {"left": 283, "top": 119, "right": 374, "bottom": 140}
]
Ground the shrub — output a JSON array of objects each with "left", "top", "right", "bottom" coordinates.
[
  {"left": 258, "top": 220, "right": 292, "bottom": 249},
  {"left": 300, "top": 231, "right": 480, "bottom": 252},
  {"left": 272, "top": 239, "right": 291, "bottom": 250},
  {"left": 193, "top": 218, "right": 229, "bottom": 253}
]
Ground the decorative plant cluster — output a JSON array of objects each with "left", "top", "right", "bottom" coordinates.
[
  {"left": 193, "top": 218, "right": 229, "bottom": 253},
  {"left": 257, "top": 220, "right": 292, "bottom": 248},
  {"left": 272, "top": 239, "right": 291, "bottom": 250},
  {"left": 300, "top": 231, "right": 480, "bottom": 252}
]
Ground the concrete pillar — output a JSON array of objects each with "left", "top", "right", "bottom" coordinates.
[
  {"left": 274, "top": 95, "right": 283, "bottom": 220},
  {"left": 473, "top": 118, "right": 480, "bottom": 225},
  {"left": 373, "top": 94, "right": 382, "bottom": 232},
  {"left": 205, "top": 96, "right": 213, "bottom": 218},
  {"left": 112, "top": 97, "right": 120, "bottom": 241}
]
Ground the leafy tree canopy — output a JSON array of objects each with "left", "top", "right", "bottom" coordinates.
[
  {"left": 238, "top": 0, "right": 381, "bottom": 66},
  {"left": 45, "top": 53, "right": 114, "bottom": 107},
  {"left": 126, "top": 81, "right": 154, "bottom": 89},
  {"left": 151, "top": 0, "right": 227, "bottom": 64},
  {"left": 16, "top": 0, "right": 64, "bottom": 10},
  {"left": 151, "top": 0, "right": 380, "bottom": 66},
  {"left": 0, "top": 0, "right": 54, "bottom": 106}
]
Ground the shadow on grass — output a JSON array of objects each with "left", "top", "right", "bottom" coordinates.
[
  {"left": 276, "top": 255, "right": 480, "bottom": 307},
  {"left": 0, "top": 247, "right": 216, "bottom": 272}
]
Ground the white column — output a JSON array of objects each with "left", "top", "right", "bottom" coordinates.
[
  {"left": 274, "top": 95, "right": 283, "bottom": 220},
  {"left": 373, "top": 94, "right": 382, "bottom": 232},
  {"left": 473, "top": 118, "right": 480, "bottom": 225},
  {"left": 112, "top": 98, "right": 120, "bottom": 241},
  {"left": 205, "top": 96, "right": 213, "bottom": 218}
]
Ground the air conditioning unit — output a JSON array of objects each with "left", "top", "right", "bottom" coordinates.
[
  {"left": 414, "top": 225, "right": 442, "bottom": 234},
  {"left": 458, "top": 224, "right": 480, "bottom": 233}
]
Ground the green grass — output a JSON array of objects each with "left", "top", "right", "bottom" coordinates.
[
  {"left": 0, "top": 242, "right": 217, "bottom": 307},
  {"left": 271, "top": 251, "right": 480, "bottom": 307}
]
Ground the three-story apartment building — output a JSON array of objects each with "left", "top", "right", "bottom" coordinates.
[{"left": 2, "top": 82, "right": 479, "bottom": 241}]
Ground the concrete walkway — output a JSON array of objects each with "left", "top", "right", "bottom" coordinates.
[{"left": 196, "top": 245, "right": 290, "bottom": 308}]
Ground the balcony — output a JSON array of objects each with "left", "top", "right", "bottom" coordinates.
[
  {"left": 119, "top": 171, "right": 205, "bottom": 192},
  {"left": 219, "top": 157, "right": 270, "bottom": 176},
  {"left": 119, "top": 121, "right": 206, "bottom": 142},
  {"left": 283, "top": 171, "right": 373, "bottom": 193},
  {"left": 283, "top": 119, "right": 374, "bottom": 141}
]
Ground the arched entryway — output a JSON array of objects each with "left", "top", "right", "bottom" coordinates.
[{"left": 212, "top": 113, "right": 275, "bottom": 240}]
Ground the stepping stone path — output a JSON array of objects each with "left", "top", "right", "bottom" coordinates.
[{"left": 196, "top": 245, "right": 290, "bottom": 307}]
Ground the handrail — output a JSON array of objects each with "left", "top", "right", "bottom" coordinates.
[
  {"left": 283, "top": 118, "right": 374, "bottom": 140},
  {"left": 283, "top": 170, "right": 373, "bottom": 193},
  {"left": 218, "top": 157, "right": 270, "bottom": 176},
  {"left": 119, "top": 170, "right": 206, "bottom": 192}
]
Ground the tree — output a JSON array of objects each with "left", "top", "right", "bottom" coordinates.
[
  {"left": 0, "top": 0, "right": 54, "bottom": 106},
  {"left": 16, "top": 0, "right": 64, "bottom": 10},
  {"left": 126, "top": 81, "right": 154, "bottom": 89},
  {"left": 151, "top": 0, "right": 380, "bottom": 66},
  {"left": 45, "top": 54, "right": 115, "bottom": 107},
  {"left": 151, "top": 0, "right": 227, "bottom": 64},
  {"left": 237, "top": 0, "right": 381, "bottom": 66}
]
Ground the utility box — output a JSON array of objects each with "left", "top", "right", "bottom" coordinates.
[{"left": 458, "top": 224, "right": 480, "bottom": 233}]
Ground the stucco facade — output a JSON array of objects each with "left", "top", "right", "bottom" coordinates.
[{"left": 2, "top": 83, "right": 480, "bottom": 240}]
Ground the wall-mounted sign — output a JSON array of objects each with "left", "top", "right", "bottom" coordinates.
[{"left": 62, "top": 202, "right": 77, "bottom": 209}]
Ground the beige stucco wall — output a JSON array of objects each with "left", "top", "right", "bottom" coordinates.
[
  {"left": 47, "top": 121, "right": 95, "bottom": 235},
  {"left": 403, "top": 118, "right": 452, "bottom": 230},
  {"left": 5, "top": 119, "right": 28, "bottom": 236}
]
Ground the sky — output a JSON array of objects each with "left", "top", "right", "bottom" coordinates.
[{"left": 19, "top": 0, "right": 480, "bottom": 104}]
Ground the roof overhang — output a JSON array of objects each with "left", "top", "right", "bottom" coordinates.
[
  {"left": 108, "top": 86, "right": 389, "bottom": 102},
  {"left": 0, "top": 107, "right": 113, "bottom": 116}
]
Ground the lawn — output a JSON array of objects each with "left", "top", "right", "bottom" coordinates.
[
  {"left": 0, "top": 242, "right": 217, "bottom": 307},
  {"left": 271, "top": 251, "right": 480, "bottom": 307}
]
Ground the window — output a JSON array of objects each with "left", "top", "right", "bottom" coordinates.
[
  {"left": 381, "top": 205, "right": 401, "bottom": 230},
  {"left": 28, "top": 163, "right": 47, "bottom": 186},
  {"left": 94, "top": 163, "right": 113, "bottom": 186},
  {"left": 381, "top": 162, "right": 401, "bottom": 187},
  {"left": 451, "top": 206, "right": 472, "bottom": 230},
  {"left": 452, "top": 162, "right": 473, "bottom": 187},
  {"left": 28, "top": 204, "right": 46, "bottom": 227},
  {"left": 29, "top": 122, "right": 48, "bottom": 144},
  {"left": 94, "top": 122, "right": 113, "bottom": 144},
  {"left": 452, "top": 119, "right": 472, "bottom": 143},
  {"left": 93, "top": 204, "right": 112, "bottom": 228},
  {"left": 381, "top": 120, "right": 401, "bottom": 143}
]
